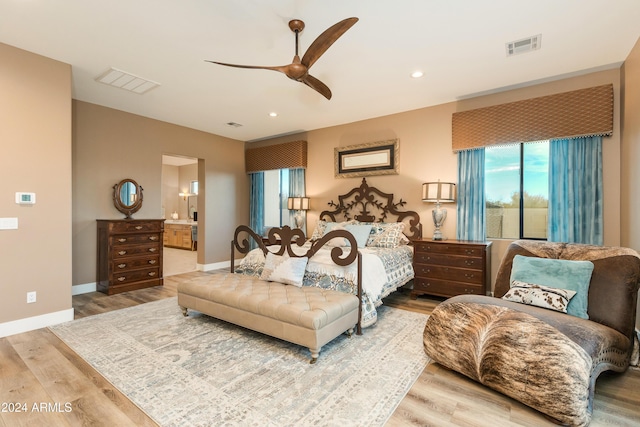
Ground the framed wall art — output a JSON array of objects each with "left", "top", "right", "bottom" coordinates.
[{"left": 334, "top": 139, "right": 399, "bottom": 178}]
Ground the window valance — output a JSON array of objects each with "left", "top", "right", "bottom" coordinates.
[
  {"left": 245, "top": 140, "right": 307, "bottom": 173},
  {"left": 452, "top": 84, "right": 613, "bottom": 152}
]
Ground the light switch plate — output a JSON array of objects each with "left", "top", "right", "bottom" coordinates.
[{"left": 0, "top": 218, "right": 18, "bottom": 230}]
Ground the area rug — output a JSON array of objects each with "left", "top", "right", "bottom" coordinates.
[{"left": 50, "top": 297, "right": 429, "bottom": 426}]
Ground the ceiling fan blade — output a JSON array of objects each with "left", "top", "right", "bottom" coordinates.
[
  {"left": 205, "top": 60, "right": 287, "bottom": 74},
  {"left": 302, "top": 75, "right": 332, "bottom": 100},
  {"left": 301, "top": 17, "right": 358, "bottom": 69}
]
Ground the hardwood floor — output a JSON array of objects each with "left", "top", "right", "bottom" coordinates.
[{"left": 1, "top": 273, "right": 639, "bottom": 426}]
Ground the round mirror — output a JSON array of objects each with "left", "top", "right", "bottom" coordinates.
[{"left": 112, "top": 178, "right": 143, "bottom": 218}]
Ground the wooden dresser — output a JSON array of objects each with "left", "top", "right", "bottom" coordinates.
[
  {"left": 96, "top": 219, "right": 165, "bottom": 295},
  {"left": 411, "top": 239, "right": 492, "bottom": 299}
]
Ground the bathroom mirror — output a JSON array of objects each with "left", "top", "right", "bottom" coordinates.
[
  {"left": 188, "top": 195, "right": 197, "bottom": 220},
  {"left": 113, "top": 178, "right": 143, "bottom": 218}
]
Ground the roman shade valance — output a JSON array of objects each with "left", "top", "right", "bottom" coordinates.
[
  {"left": 452, "top": 84, "right": 613, "bottom": 152},
  {"left": 245, "top": 140, "right": 307, "bottom": 173}
]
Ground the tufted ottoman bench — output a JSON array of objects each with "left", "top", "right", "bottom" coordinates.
[
  {"left": 177, "top": 225, "right": 363, "bottom": 364},
  {"left": 178, "top": 273, "right": 359, "bottom": 363}
]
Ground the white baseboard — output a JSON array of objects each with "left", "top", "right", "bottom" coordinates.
[
  {"left": 72, "top": 282, "right": 97, "bottom": 295},
  {"left": 0, "top": 308, "right": 74, "bottom": 338},
  {"left": 198, "top": 260, "right": 233, "bottom": 272}
]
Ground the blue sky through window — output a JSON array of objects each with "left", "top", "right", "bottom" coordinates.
[{"left": 485, "top": 141, "right": 549, "bottom": 203}]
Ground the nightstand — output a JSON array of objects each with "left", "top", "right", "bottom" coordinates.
[{"left": 411, "top": 239, "right": 492, "bottom": 299}]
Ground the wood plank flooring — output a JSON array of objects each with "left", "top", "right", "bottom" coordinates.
[{"left": 1, "top": 272, "right": 639, "bottom": 426}]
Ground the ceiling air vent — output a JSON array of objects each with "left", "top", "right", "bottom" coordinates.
[
  {"left": 226, "top": 122, "right": 243, "bottom": 128},
  {"left": 95, "top": 68, "right": 160, "bottom": 94},
  {"left": 506, "top": 34, "right": 541, "bottom": 56}
]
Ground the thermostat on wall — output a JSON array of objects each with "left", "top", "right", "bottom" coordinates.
[{"left": 15, "top": 192, "right": 36, "bottom": 204}]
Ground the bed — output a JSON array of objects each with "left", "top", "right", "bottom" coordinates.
[{"left": 235, "top": 178, "right": 422, "bottom": 327}]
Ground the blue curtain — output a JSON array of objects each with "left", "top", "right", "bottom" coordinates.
[
  {"left": 249, "top": 172, "right": 264, "bottom": 246},
  {"left": 548, "top": 136, "right": 603, "bottom": 245},
  {"left": 456, "top": 148, "right": 486, "bottom": 241},
  {"left": 288, "top": 168, "right": 306, "bottom": 228}
]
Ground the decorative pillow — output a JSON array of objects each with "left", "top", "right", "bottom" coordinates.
[
  {"left": 310, "top": 220, "right": 328, "bottom": 241},
  {"left": 502, "top": 280, "right": 577, "bottom": 313},
  {"left": 323, "top": 223, "right": 372, "bottom": 248},
  {"left": 259, "top": 252, "right": 308, "bottom": 287},
  {"left": 509, "top": 255, "right": 594, "bottom": 319},
  {"left": 368, "top": 222, "right": 407, "bottom": 248}
]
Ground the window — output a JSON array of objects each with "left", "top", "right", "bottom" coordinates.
[
  {"left": 485, "top": 141, "right": 549, "bottom": 239},
  {"left": 263, "top": 169, "right": 290, "bottom": 228}
]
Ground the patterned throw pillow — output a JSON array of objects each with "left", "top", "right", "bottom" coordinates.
[
  {"left": 259, "top": 252, "right": 308, "bottom": 287},
  {"left": 502, "top": 280, "right": 577, "bottom": 313},
  {"left": 310, "top": 220, "right": 328, "bottom": 241},
  {"left": 368, "top": 222, "right": 407, "bottom": 248}
]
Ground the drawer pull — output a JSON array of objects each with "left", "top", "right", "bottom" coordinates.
[
  {"left": 148, "top": 247, "right": 157, "bottom": 253},
  {"left": 148, "top": 272, "right": 156, "bottom": 277},
  {"left": 149, "top": 236, "right": 158, "bottom": 241},
  {"left": 465, "top": 260, "right": 475, "bottom": 266},
  {"left": 465, "top": 273, "right": 475, "bottom": 279},
  {"left": 464, "top": 249, "right": 474, "bottom": 255},
  {"left": 118, "top": 238, "right": 127, "bottom": 243},
  {"left": 117, "top": 263, "right": 126, "bottom": 269},
  {"left": 117, "top": 276, "right": 126, "bottom": 282},
  {"left": 135, "top": 225, "right": 143, "bottom": 230},
  {"left": 148, "top": 260, "right": 157, "bottom": 265},
  {"left": 118, "top": 250, "right": 127, "bottom": 255}
]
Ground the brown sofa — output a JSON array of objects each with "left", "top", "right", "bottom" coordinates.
[{"left": 423, "top": 240, "right": 640, "bottom": 426}]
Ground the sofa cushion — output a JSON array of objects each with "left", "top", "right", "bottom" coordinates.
[{"left": 510, "top": 255, "right": 593, "bottom": 319}]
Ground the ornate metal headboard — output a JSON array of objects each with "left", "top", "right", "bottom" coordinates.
[{"left": 319, "top": 178, "right": 422, "bottom": 239}]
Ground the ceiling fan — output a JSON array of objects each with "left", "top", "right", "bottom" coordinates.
[{"left": 206, "top": 17, "right": 358, "bottom": 100}]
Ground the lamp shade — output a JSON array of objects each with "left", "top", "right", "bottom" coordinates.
[
  {"left": 287, "top": 196, "right": 310, "bottom": 210},
  {"left": 422, "top": 181, "right": 456, "bottom": 203}
]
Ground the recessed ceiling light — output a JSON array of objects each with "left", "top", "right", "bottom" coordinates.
[
  {"left": 410, "top": 70, "right": 424, "bottom": 79},
  {"left": 95, "top": 67, "right": 160, "bottom": 94},
  {"left": 269, "top": 112, "right": 278, "bottom": 117}
]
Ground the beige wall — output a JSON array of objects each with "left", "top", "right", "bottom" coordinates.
[
  {"left": 0, "top": 43, "right": 72, "bottom": 328},
  {"left": 621, "top": 37, "right": 640, "bottom": 327},
  {"left": 72, "top": 101, "right": 248, "bottom": 288},
  {"left": 250, "top": 68, "right": 623, "bottom": 292},
  {"left": 162, "top": 163, "right": 198, "bottom": 220}
]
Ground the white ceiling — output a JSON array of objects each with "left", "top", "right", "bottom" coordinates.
[{"left": 2, "top": 0, "right": 639, "bottom": 143}]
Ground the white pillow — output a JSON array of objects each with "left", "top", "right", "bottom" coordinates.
[
  {"left": 260, "top": 253, "right": 308, "bottom": 287},
  {"left": 502, "top": 280, "right": 577, "bottom": 313}
]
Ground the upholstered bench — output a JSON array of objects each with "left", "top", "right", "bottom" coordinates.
[{"left": 178, "top": 225, "right": 363, "bottom": 363}]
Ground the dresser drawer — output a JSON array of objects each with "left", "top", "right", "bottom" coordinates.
[
  {"left": 112, "top": 233, "right": 162, "bottom": 245},
  {"left": 110, "top": 221, "right": 163, "bottom": 234},
  {"left": 414, "top": 277, "right": 484, "bottom": 297},
  {"left": 414, "top": 264, "right": 484, "bottom": 284},
  {"left": 112, "top": 255, "right": 161, "bottom": 271},
  {"left": 414, "top": 242, "right": 484, "bottom": 257},
  {"left": 112, "top": 267, "right": 161, "bottom": 285},
  {"left": 414, "top": 252, "right": 483, "bottom": 270},
  {"left": 112, "top": 243, "right": 161, "bottom": 259}
]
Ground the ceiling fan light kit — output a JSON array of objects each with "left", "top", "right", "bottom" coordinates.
[{"left": 206, "top": 17, "right": 358, "bottom": 100}]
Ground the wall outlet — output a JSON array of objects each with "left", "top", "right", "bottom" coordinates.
[{"left": 27, "top": 291, "right": 36, "bottom": 304}]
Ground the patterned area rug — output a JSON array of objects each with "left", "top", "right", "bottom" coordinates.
[{"left": 50, "top": 297, "right": 429, "bottom": 426}]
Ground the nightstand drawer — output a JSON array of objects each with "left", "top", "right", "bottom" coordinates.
[
  {"left": 414, "top": 264, "right": 483, "bottom": 284},
  {"left": 414, "top": 242, "right": 484, "bottom": 257},
  {"left": 414, "top": 277, "right": 484, "bottom": 297},
  {"left": 414, "top": 252, "right": 483, "bottom": 270}
]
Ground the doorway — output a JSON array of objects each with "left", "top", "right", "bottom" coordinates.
[{"left": 161, "top": 154, "right": 198, "bottom": 276}]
